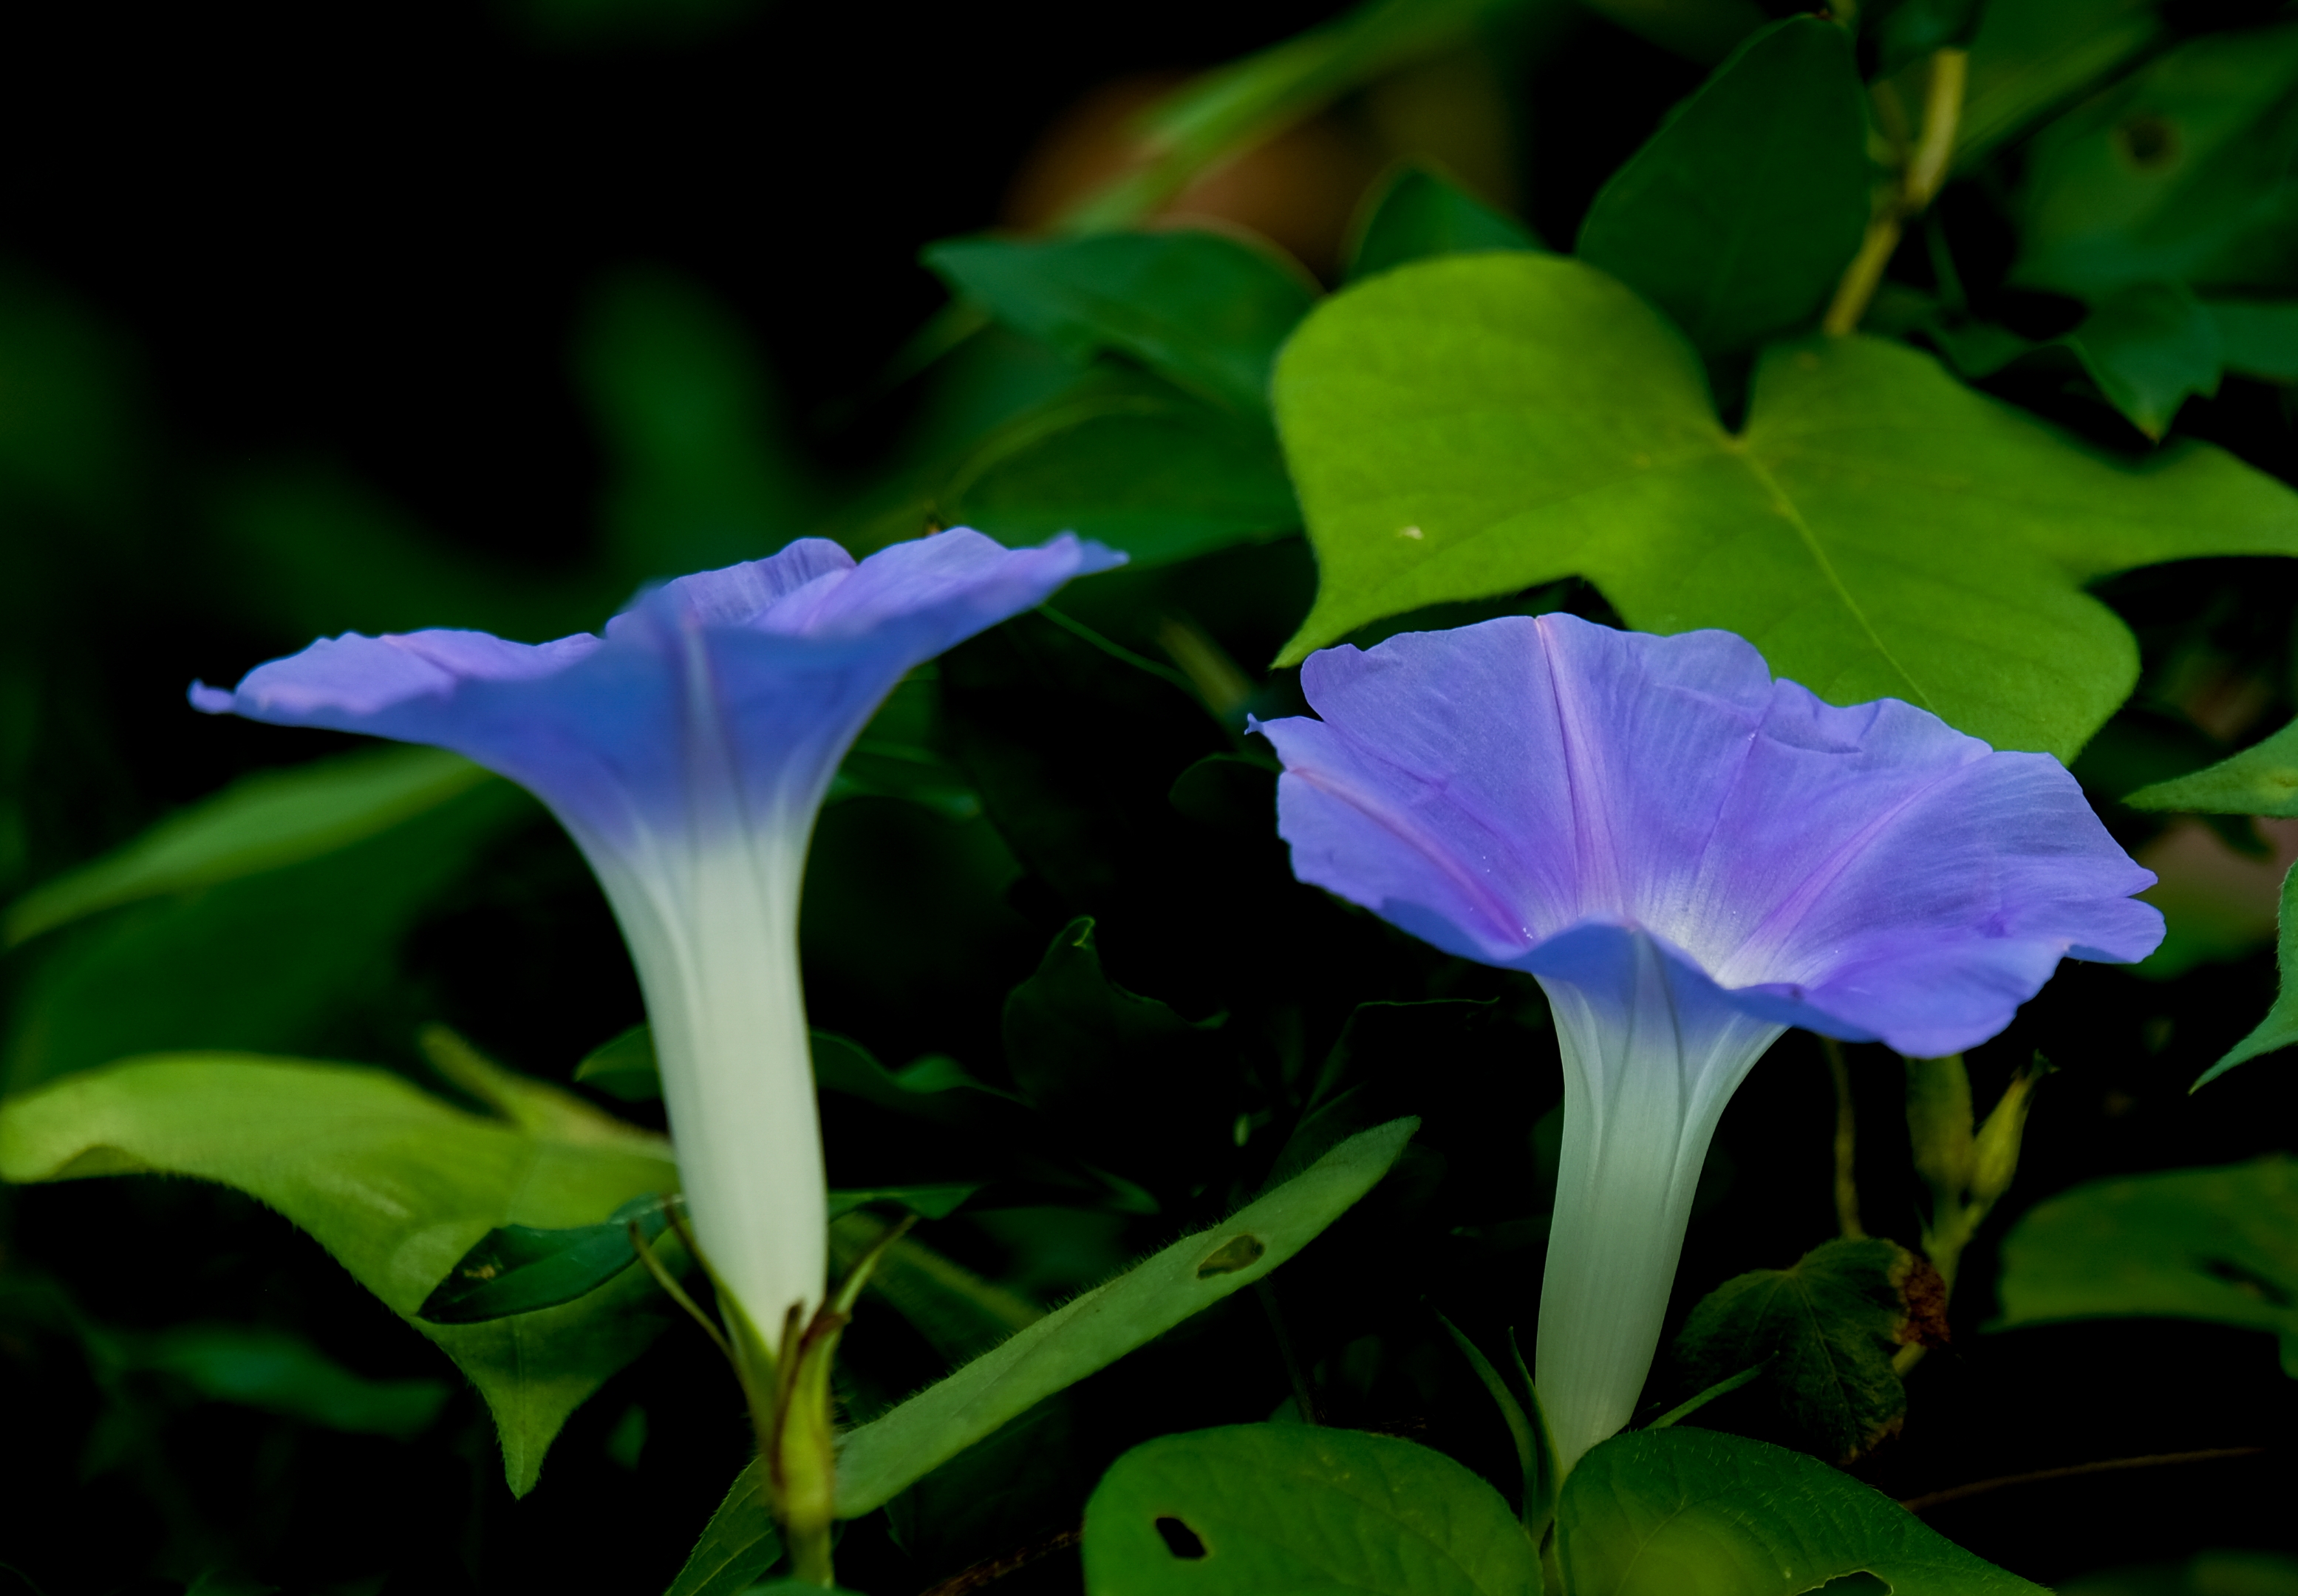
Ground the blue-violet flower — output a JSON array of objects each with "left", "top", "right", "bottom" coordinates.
[
  {"left": 193, "top": 529, "right": 1121, "bottom": 1347},
  {"left": 1252, "top": 613, "right": 2161, "bottom": 1471}
]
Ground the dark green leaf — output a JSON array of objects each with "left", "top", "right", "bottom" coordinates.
[
  {"left": 4, "top": 746, "right": 494, "bottom": 948},
  {"left": 129, "top": 1323, "right": 451, "bottom": 1439},
  {"left": 1957, "top": 0, "right": 2164, "bottom": 166},
  {"left": 575, "top": 267, "right": 815, "bottom": 581},
  {"left": 829, "top": 1210, "right": 1042, "bottom": 1368},
  {"left": 208, "top": 465, "right": 599, "bottom": 644},
  {"left": 1001, "top": 915, "right": 1234, "bottom": 1182},
  {"left": 1559, "top": 1427, "right": 2045, "bottom": 1593},
  {"left": 664, "top": 1461, "right": 783, "bottom": 1596},
  {"left": 1349, "top": 166, "right": 1541, "bottom": 282},
  {"left": 1668, "top": 1236, "right": 1936, "bottom": 1464},
  {"left": 1576, "top": 18, "right": 1871, "bottom": 359},
  {"left": 1270, "top": 252, "right": 2298, "bottom": 759},
  {"left": 2192, "top": 863, "right": 2298, "bottom": 1086},
  {"left": 824, "top": 1185, "right": 981, "bottom": 1221},
  {"left": 881, "top": 1392, "right": 1081, "bottom": 1576},
  {"left": 0, "top": 1051, "right": 681, "bottom": 1494},
  {"left": 419, "top": 1193, "right": 675, "bottom": 1324},
  {"left": 938, "top": 371, "right": 1300, "bottom": 570},
  {"left": 574, "top": 1024, "right": 663, "bottom": 1101},
  {"left": 1994, "top": 1155, "right": 2298, "bottom": 1374},
  {"left": 2209, "top": 299, "right": 2298, "bottom": 381},
  {"left": 2014, "top": 24, "right": 2298, "bottom": 299},
  {"left": 831, "top": 1119, "right": 1418, "bottom": 1517},
  {"left": 1924, "top": 282, "right": 2226, "bottom": 439},
  {"left": 4, "top": 777, "right": 539, "bottom": 1094},
  {"left": 1061, "top": 0, "right": 1524, "bottom": 230},
  {"left": 2064, "top": 282, "right": 2225, "bottom": 439},
  {"left": 824, "top": 669, "right": 981, "bottom": 821},
  {"left": 0, "top": 264, "right": 143, "bottom": 528},
  {"left": 924, "top": 232, "right": 1317, "bottom": 416},
  {"left": 1080, "top": 1423, "right": 1536, "bottom": 1596},
  {"left": 1866, "top": 0, "right": 1985, "bottom": 75}
]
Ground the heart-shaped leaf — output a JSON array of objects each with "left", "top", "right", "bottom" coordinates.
[
  {"left": 1560, "top": 1427, "right": 2044, "bottom": 1594},
  {"left": 1272, "top": 253, "right": 2298, "bottom": 757},
  {"left": 1082, "top": 1423, "right": 1536, "bottom": 1595}
]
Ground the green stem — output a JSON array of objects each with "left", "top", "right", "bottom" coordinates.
[
  {"left": 1821, "top": 1037, "right": 1864, "bottom": 1239},
  {"left": 1824, "top": 47, "right": 1969, "bottom": 335}
]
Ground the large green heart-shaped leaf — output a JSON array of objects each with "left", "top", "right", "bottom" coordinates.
[
  {"left": 1272, "top": 253, "right": 2298, "bottom": 757},
  {"left": 1560, "top": 1427, "right": 2043, "bottom": 1595},
  {"left": 1080, "top": 1423, "right": 1536, "bottom": 1596},
  {"left": 0, "top": 1050, "right": 680, "bottom": 1495}
]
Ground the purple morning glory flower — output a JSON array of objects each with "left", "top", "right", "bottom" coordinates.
[
  {"left": 193, "top": 529, "right": 1121, "bottom": 1345},
  {"left": 1252, "top": 613, "right": 2161, "bottom": 1471}
]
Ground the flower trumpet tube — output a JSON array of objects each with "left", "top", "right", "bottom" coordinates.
[
  {"left": 191, "top": 530, "right": 1120, "bottom": 1351},
  {"left": 1252, "top": 613, "right": 2161, "bottom": 1473}
]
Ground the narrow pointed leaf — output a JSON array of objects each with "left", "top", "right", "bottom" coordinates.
[
  {"left": 2124, "top": 713, "right": 2298, "bottom": 816},
  {"left": 3, "top": 746, "right": 494, "bottom": 947},
  {"left": 832, "top": 1117, "right": 1417, "bottom": 1516}
]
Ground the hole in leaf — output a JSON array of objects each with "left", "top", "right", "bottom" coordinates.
[
  {"left": 1195, "top": 1233, "right": 1266, "bottom": 1278},
  {"left": 2117, "top": 114, "right": 2178, "bottom": 168},
  {"left": 1155, "top": 1516, "right": 1208, "bottom": 1558}
]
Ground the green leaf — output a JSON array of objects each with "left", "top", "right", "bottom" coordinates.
[
  {"left": 2191, "top": 862, "right": 2298, "bottom": 1087},
  {"left": 4, "top": 777, "right": 539, "bottom": 1094},
  {"left": 0, "top": 1051, "right": 681, "bottom": 1494},
  {"left": 576, "top": 267, "right": 815, "bottom": 580},
  {"left": 1668, "top": 1237, "right": 1937, "bottom": 1465},
  {"left": 1436, "top": 1316, "right": 1557, "bottom": 1534},
  {"left": 1576, "top": 18, "right": 1872, "bottom": 360},
  {"left": 829, "top": 1210, "right": 1043, "bottom": 1368},
  {"left": 823, "top": 669, "right": 983, "bottom": 821},
  {"left": 1957, "top": 0, "right": 2165, "bottom": 168},
  {"left": 1994, "top": 1155, "right": 2298, "bottom": 1375},
  {"left": 1865, "top": 0, "right": 1985, "bottom": 75},
  {"left": 1080, "top": 1423, "right": 1537, "bottom": 1595},
  {"left": 2209, "top": 300, "right": 2298, "bottom": 382},
  {"left": 924, "top": 232, "right": 1317, "bottom": 416},
  {"left": 4, "top": 746, "right": 494, "bottom": 948},
  {"left": 938, "top": 370, "right": 1300, "bottom": 570},
  {"left": 2013, "top": 24, "right": 2298, "bottom": 300},
  {"left": 418, "top": 1193, "right": 677, "bottom": 1324},
  {"left": 1349, "top": 166, "right": 1541, "bottom": 282},
  {"left": 1001, "top": 916, "right": 1234, "bottom": 1183},
  {"left": 0, "top": 265, "right": 143, "bottom": 529},
  {"left": 2124, "top": 712, "right": 2298, "bottom": 816},
  {"left": 1559, "top": 1426, "right": 2046, "bottom": 1594},
  {"left": 127, "top": 1323, "right": 452, "bottom": 1439},
  {"left": 207, "top": 465, "right": 599, "bottom": 644},
  {"left": 2063, "top": 282, "right": 2225, "bottom": 440},
  {"left": 1060, "top": 0, "right": 1525, "bottom": 231},
  {"left": 830, "top": 1117, "right": 1419, "bottom": 1517},
  {"left": 1269, "top": 253, "right": 2298, "bottom": 758},
  {"left": 665, "top": 1462, "right": 783, "bottom": 1596},
  {"left": 1924, "top": 283, "right": 2227, "bottom": 440},
  {"left": 574, "top": 1023, "right": 663, "bottom": 1101}
]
